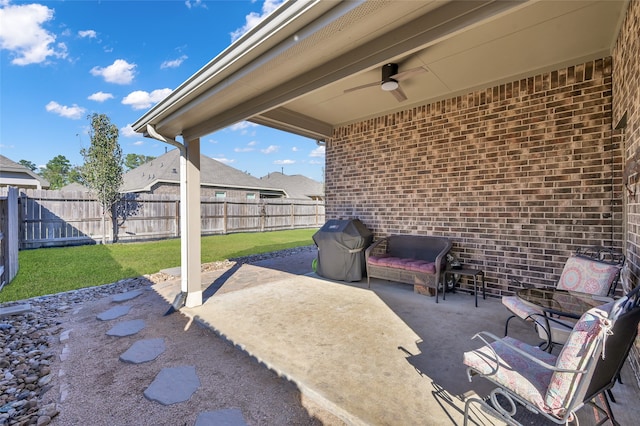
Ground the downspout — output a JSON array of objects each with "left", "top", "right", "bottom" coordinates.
[{"left": 144, "top": 125, "right": 189, "bottom": 312}]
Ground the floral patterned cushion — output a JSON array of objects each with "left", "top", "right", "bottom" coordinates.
[
  {"left": 502, "top": 295, "right": 542, "bottom": 319},
  {"left": 463, "top": 336, "right": 557, "bottom": 410},
  {"left": 544, "top": 305, "right": 611, "bottom": 416},
  {"left": 556, "top": 256, "right": 620, "bottom": 296}
]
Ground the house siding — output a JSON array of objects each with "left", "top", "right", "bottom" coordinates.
[
  {"left": 614, "top": 0, "right": 640, "bottom": 284},
  {"left": 149, "top": 183, "right": 248, "bottom": 199},
  {"left": 327, "top": 57, "right": 623, "bottom": 296}
]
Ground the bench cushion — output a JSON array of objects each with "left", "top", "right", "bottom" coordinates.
[{"left": 368, "top": 255, "right": 436, "bottom": 274}]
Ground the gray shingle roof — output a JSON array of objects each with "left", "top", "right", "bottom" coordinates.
[
  {"left": 121, "top": 149, "right": 284, "bottom": 194},
  {"left": 259, "top": 172, "right": 324, "bottom": 199},
  {"left": 0, "top": 154, "right": 50, "bottom": 188}
]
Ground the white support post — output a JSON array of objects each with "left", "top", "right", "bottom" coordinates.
[{"left": 183, "top": 138, "right": 202, "bottom": 307}]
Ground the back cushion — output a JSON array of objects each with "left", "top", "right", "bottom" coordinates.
[
  {"left": 556, "top": 256, "right": 620, "bottom": 296},
  {"left": 544, "top": 306, "right": 609, "bottom": 415},
  {"left": 387, "top": 235, "right": 449, "bottom": 262}
]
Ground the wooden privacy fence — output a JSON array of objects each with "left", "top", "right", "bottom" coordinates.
[{"left": 0, "top": 188, "right": 325, "bottom": 250}]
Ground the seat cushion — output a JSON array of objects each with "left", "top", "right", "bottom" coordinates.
[
  {"left": 556, "top": 256, "right": 620, "bottom": 296},
  {"left": 502, "top": 295, "right": 541, "bottom": 320},
  {"left": 463, "top": 336, "right": 557, "bottom": 410}
]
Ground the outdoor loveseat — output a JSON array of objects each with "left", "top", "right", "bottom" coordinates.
[{"left": 364, "top": 234, "right": 452, "bottom": 301}]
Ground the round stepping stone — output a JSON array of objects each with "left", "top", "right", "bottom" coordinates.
[
  {"left": 112, "top": 290, "right": 143, "bottom": 303},
  {"left": 195, "top": 409, "right": 247, "bottom": 426},
  {"left": 120, "top": 338, "right": 165, "bottom": 364},
  {"left": 144, "top": 366, "right": 199, "bottom": 405},
  {"left": 106, "top": 320, "right": 146, "bottom": 337},
  {"left": 96, "top": 305, "right": 131, "bottom": 321}
]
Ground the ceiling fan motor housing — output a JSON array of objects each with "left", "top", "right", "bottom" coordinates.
[{"left": 381, "top": 63, "right": 399, "bottom": 91}]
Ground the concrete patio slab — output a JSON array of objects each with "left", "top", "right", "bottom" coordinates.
[{"left": 149, "top": 255, "right": 640, "bottom": 426}]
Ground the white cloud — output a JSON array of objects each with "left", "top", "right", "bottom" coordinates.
[
  {"left": 309, "top": 160, "right": 323, "bottom": 165},
  {"left": 133, "top": 140, "right": 144, "bottom": 146},
  {"left": 230, "top": 0, "right": 285, "bottom": 42},
  {"left": 274, "top": 159, "right": 295, "bottom": 165},
  {"left": 185, "top": 0, "right": 207, "bottom": 9},
  {"left": 161, "top": 55, "right": 187, "bottom": 69},
  {"left": 213, "top": 157, "right": 235, "bottom": 164},
  {"left": 0, "top": 2, "right": 67, "bottom": 65},
  {"left": 78, "top": 29, "right": 96, "bottom": 38},
  {"left": 291, "top": 146, "right": 298, "bottom": 152},
  {"left": 122, "top": 88, "right": 172, "bottom": 110},
  {"left": 248, "top": 141, "right": 257, "bottom": 146},
  {"left": 310, "top": 146, "right": 325, "bottom": 157},
  {"left": 229, "top": 120, "right": 258, "bottom": 133},
  {"left": 45, "top": 101, "right": 85, "bottom": 119},
  {"left": 0, "top": 143, "right": 15, "bottom": 149},
  {"left": 90, "top": 59, "right": 136, "bottom": 84},
  {"left": 120, "top": 124, "right": 137, "bottom": 138},
  {"left": 87, "top": 91, "right": 113, "bottom": 102},
  {"left": 234, "top": 147, "right": 254, "bottom": 153},
  {"left": 261, "top": 145, "right": 279, "bottom": 154}
]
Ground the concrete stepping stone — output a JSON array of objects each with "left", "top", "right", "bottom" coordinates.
[
  {"left": 96, "top": 305, "right": 131, "bottom": 321},
  {"left": 195, "top": 409, "right": 247, "bottom": 426},
  {"left": 120, "top": 338, "right": 165, "bottom": 364},
  {"left": 112, "top": 289, "right": 143, "bottom": 303},
  {"left": 106, "top": 319, "right": 146, "bottom": 337},
  {"left": 144, "top": 366, "right": 199, "bottom": 405}
]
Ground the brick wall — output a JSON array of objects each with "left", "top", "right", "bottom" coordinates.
[
  {"left": 614, "top": 0, "right": 640, "bottom": 284},
  {"left": 613, "top": 0, "right": 640, "bottom": 384},
  {"left": 327, "top": 58, "right": 623, "bottom": 296}
]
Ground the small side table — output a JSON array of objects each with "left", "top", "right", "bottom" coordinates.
[{"left": 443, "top": 268, "right": 485, "bottom": 307}]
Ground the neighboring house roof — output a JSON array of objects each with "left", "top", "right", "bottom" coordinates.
[
  {"left": 121, "top": 149, "right": 285, "bottom": 196},
  {"left": 260, "top": 172, "right": 324, "bottom": 200},
  {"left": 0, "top": 154, "right": 50, "bottom": 189}
]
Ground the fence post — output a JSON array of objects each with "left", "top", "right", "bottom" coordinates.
[
  {"left": 1, "top": 187, "right": 20, "bottom": 287},
  {"left": 223, "top": 200, "right": 228, "bottom": 234}
]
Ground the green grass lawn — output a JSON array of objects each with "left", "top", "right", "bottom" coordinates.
[{"left": 1, "top": 229, "right": 317, "bottom": 303}]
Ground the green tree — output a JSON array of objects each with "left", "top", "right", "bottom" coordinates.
[
  {"left": 18, "top": 159, "right": 37, "bottom": 171},
  {"left": 40, "top": 155, "right": 72, "bottom": 189},
  {"left": 124, "top": 153, "right": 156, "bottom": 171},
  {"left": 81, "top": 113, "right": 124, "bottom": 244}
]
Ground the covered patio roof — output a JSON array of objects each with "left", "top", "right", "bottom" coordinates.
[
  {"left": 131, "top": 0, "right": 629, "bottom": 308},
  {"left": 132, "top": 0, "right": 628, "bottom": 142}
]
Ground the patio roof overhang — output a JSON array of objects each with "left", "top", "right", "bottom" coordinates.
[
  {"left": 132, "top": 0, "right": 628, "bottom": 143},
  {"left": 131, "top": 0, "right": 629, "bottom": 308}
]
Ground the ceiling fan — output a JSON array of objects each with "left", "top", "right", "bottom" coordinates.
[{"left": 344, "top": 63, "right": 427, "bottom": 102}]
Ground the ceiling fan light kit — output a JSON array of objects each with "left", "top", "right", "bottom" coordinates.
[
  {"left": 381, "top": 79, "right": 399, "bottom": 91},
  {"left": 344, "top": 62, "right": 426, "bottom": 103}
]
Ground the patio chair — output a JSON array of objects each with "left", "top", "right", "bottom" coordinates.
[
  {"left": 462, "top": 284, "right": 640, "bottom": 426},
  {"left": 502, "top": 246, "right": 624, "bottom": 347}
]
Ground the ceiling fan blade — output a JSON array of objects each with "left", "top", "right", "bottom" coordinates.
[
  {"left": 344, "top": 81, "right": 380, "bottom": 94},
  {"left": 390, "top": 86, "right": 407, "bottom": 102},
  {"left": 392, "top": 66, "right": 427, "bottom": 82}
]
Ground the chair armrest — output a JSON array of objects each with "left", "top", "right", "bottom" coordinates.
[
  {"left": 471, "top": 331, "right": 585, "bottom": 374},
  {"left": 365, "top": 238, "right": 387, "bottom": 261}
]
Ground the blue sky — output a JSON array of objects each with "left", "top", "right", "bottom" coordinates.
[{"left": 0, "top": 0, "right": 325, "bottom": 181}]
